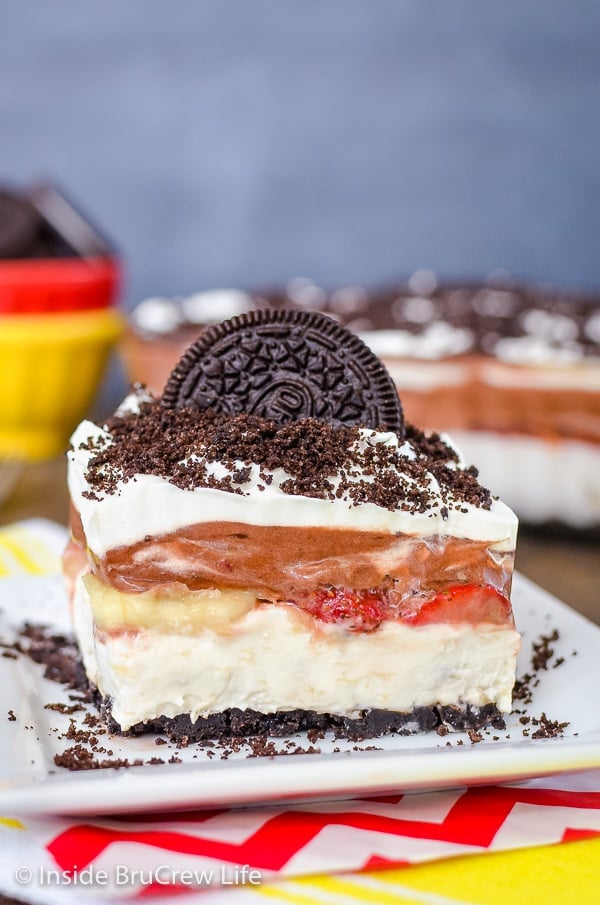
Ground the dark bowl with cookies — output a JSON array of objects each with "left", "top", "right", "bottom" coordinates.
[{"left": 0, "top": 183, "right": 123, "bottom": 464}]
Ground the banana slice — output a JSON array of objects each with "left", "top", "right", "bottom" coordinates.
[{"left": 83, "top": 574, "right": 256, "bottom": 635}]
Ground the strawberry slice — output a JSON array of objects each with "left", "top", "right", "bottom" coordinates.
[
  {"left": 403, "top": 584, "right": 513, "bottom": 626},
  {"left": 308, "top": 587, "right": 386, "bottom": 632}
]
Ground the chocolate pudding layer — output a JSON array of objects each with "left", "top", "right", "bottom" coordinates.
[{"left": 75, "top": 519, "right": 514, "bottom": 602}]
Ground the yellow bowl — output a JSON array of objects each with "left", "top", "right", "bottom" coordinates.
[{"left": 0, "top": 308, "right": 124, "bottom": 460}]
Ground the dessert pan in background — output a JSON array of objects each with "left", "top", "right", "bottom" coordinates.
[{"left": 121, "top": 276, "right": 600, "bottom": 535}]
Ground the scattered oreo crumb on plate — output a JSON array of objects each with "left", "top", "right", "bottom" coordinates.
[
  {"left": 531, "top": 713, "right": 571, "bottom": 740},
  {"left": 531, "top": 628, "right": 560, "bottom": 671},
  {"left": 44, "top": 701, "right": 85, "bottom": 715}
]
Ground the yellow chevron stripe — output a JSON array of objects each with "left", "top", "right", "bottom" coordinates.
[
  {"left": 359, "top": 838, "right": 600, "bottom": 905},
  {"left": 0, "top": 534, "right": 44, "bottom": 574},
  {"left": 0, "top": 817, "right": 25, "bottom": 829},
  {"left": 257, "top": 882, "right": 323, "bottom": 904},
  {"left": 0, "top": 527, "right": 60, "bottom": 575},
  {"left": 320, "top": 875, "right": 472, "bottom": 904},
  {"left": 257, "top": 876, "right": 437, "bottom": 904},
  {"left": 255, "top": 840, "right": 600, "bottom": 904},
  {"left": 300, "top": 875, "right": 466, "bottom": 904},
  {"left": 301, "top": 875, "right": 421, "bottom": 903}
]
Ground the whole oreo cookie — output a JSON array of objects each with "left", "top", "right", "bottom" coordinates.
[
  {"left": 0, "top": 188, "right": 40, "bottom": 259},
  {"left": 162, "top": 309, "right": 404, "bottom": 435}
]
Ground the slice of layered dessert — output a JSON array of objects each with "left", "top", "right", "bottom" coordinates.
[{"left": 65, "top": 309, "right": 520, "bottom": 742}]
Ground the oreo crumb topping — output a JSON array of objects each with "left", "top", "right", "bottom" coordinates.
[{"left": 80, "top": 399, "right": 492, "bottom": 513}]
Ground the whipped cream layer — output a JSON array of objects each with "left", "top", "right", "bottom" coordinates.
[
  {"left": 73, "top": 576, "right": 519, "bottom": 730},
  {"left": 68, "top": 396, "right": 517, "bottom": 559}
]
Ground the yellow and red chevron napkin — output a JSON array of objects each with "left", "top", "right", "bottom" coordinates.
[{"left": 1, "top": 520, "right": 599, "bottom": 905}]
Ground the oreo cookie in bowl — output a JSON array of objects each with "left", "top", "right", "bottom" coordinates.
[
  {"left": 66, "top": 308, "right": 519, "bottom": 744},
  {"left": 122, "top": 276, "right": 600, "bottom": 534},
  {"left": 0, "top": 182, "right": 123, "bottom": 466}
]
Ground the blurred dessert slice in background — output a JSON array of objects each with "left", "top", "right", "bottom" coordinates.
[{"left": 122, "top": 273, "right": 600, "bottom": 533}]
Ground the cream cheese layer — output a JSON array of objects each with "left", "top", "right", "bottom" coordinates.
[{"left": 73, "top": 576, "right": 520, "bottom": 730}]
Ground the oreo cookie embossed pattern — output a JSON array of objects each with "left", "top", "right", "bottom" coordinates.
[{"left": 163, "top": 309, "right": 404, "bottom": 434}]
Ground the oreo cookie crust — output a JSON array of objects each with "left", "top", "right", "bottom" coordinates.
[
  {"left": 100, "top": 699, "right": 505, "bottom": 744},
  {"left": 162, "top": 308, "right": 404, "bottom": 435}
]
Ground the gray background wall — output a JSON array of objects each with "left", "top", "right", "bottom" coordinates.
[
  {"left": 2, "top": 1, "right": 599, "bottom": 403},
  {"left": 3, "top": 0, "right": 600, "bottom": 299}
]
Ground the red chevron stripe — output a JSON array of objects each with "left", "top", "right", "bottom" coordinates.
[
  {"left": 561, "top": 828, "right": 600, "bottom": 843},
  {"left": 46, "top": 786, "right": 600, "bottom": 874},
  {"left": 361, "top": 854, "right": 411, "bottom": 870}
]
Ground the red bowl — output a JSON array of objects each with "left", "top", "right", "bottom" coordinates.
[{"left": 0, "top": 255, "right": 120, "bottom": 315}]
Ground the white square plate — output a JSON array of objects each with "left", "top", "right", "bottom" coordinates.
[{"left": 0, "top": 571, "right": 599, "bottom": 816}]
